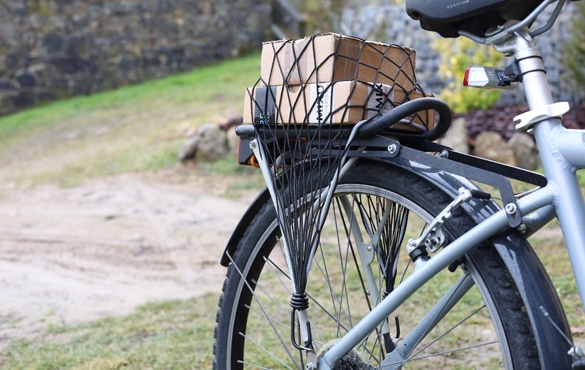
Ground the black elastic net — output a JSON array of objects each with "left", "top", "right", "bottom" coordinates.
[
  {"left": 245, "top": 33, "right": 434, "bottom": 131},
  {"left": 244, "top": 33, "right": 430, "bottom": 309},
  {"left": 356, "top": 195, "right": 410, "bottom": 297}
]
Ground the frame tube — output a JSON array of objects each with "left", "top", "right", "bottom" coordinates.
[
  {"left": 381, "top": 274, "right": 474, "bottom": 369},
  {"left": 318, "top": 185, "right": 556, "bottom": 369},
  {"left": 508, "top": 31, "right": 585, "bottom": 312}
]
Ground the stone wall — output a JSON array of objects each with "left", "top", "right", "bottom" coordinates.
[
  {"left": 340, "top": 2, "right": 581, "bottom": 106},
  {"left": 3, "top": 1, "right": 579, "bottom": 116},
  {"left": 0, "top": 0, "right": 271, "bottom": 115}
]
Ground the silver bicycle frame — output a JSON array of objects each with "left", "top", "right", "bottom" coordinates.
[{"left": 317, "top": 26, "right": 585, "bottom": 370}]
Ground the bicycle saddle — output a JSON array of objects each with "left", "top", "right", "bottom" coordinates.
[{"left": 405, "top": 0, "right": 544, "bottom": 38}]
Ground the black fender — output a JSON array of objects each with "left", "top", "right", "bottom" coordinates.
[
  {"left": 220, "top": 157, "right": 572, "bottom": 368},
  {"left": 390, "top": 158, "right": 573, "bottom": 368},
  {"left": 221, "top": 188, "right": 271, "bottom": 267}
]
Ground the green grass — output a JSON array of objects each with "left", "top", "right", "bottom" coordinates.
[
  {"left": 0, "top": 294, "right": 218, "bottom": 369},
  {"left": 0, "top": 54, "right": 259, "bottom": 138},
  {"left": 0, "top": 53, "right": 261, "bottom": 187}
]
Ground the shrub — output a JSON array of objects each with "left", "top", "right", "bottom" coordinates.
[
  {"left": 561, "top": 1, "right": 585, "bottom": 99},
  {"left": 433, "top": 37, "right": 503, "bottom": 113}
]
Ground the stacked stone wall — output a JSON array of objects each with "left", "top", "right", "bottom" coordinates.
[
  {"left": 0, "top": 0, "right": 271, "bottom": 115},
  {"left": 3, "top": 1, "right": 579, "bottom": 116},
  {"left": 341, "top": 3, "right": 582, "bottom": 106}
]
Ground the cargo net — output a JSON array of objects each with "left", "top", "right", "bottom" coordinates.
[
  {"left": 244, "top": 33, "right": 432, "bottom": 315},
  {"left": 244, "top": 32, "right": 434, "bottom": 131}
]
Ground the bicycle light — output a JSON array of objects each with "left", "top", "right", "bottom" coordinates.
[{"left": 464, "top": 66, "right": 517, "bottom": 90}]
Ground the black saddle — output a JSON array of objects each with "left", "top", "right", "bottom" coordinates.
[{"left": 405, "top": 0, "right": 545, "bottom": 38}]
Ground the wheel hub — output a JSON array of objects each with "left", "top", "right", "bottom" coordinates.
[{"left": 317, "top": 341, "right": 378, "bottom": 370}]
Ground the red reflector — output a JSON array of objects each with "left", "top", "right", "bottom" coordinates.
[{"left": 463, "top": 68, "right": 471, "bottom": 86}]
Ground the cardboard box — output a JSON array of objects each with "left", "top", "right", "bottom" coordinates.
[
  {"left": 261, "top": 33, "right": 416, "bottom": 90},
  {"left": 244, "top": 80, "right": 434, "bottom": 129}
]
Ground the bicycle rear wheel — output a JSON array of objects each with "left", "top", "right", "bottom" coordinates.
[{"left": 214, "top": 159, "right": 546, "bottom": 369}]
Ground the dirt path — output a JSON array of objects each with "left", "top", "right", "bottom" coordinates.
[{"left": 0, "top": 171, "right": 257, "bottom": 347}]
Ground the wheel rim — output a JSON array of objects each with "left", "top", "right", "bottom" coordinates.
[{"left": 224, "top": 183, "right": 512, "bottom": 369}]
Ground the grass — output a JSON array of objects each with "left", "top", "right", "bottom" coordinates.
[
  {"left": 0, "top": 294, "right": 218, "bottom": 369},
  {"left": 0, "top": 53, "right": 261, "bottom": 188}
]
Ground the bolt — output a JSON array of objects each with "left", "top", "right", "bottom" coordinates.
[
  {"left": 387, "top": 144, "right": 398, "bottom": 154},
  {"left": 505, "top": 203, "right": 517, "bottom": 215},
  {"left": 517, "top": 224, "right": 527, "bottom": 234}
]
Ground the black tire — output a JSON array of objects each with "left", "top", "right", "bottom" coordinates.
[{"left": 214, "top": 159, "right": 549, "bottom": 369}]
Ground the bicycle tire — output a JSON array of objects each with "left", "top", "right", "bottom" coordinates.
[{"left": 214, "top": 159, "right": 554, "bottom": 369}]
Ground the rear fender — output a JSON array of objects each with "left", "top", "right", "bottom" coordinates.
[
  {"left": 221, "top": 188, "right": 271, "bottom": 267},
  {"left": 389, "top": 159, "right": 573, "bottom": 368}
]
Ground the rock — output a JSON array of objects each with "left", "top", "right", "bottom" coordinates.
[
  {"left": 508, "top": 132, "right": 540, "bottom": 170},
  {"left": 439, "top": 117, "right": 469, "bottom": 153},
  {"left": 219, "top": 116, "right": 243, "bottom": 156},
  {"left": 219, "top": 116, "right": 243, "bottom": 131},
  {"left": 178, "top": 123, "right": 228, "bottom": 162},
  {"left": 179, "top": 136, "right": 198, "bottom": 162},
  {"left": 226, "top": 127, "right": 240, "bottom": 156},
  {"left": 474, "top": 131, "right": 517, "bottom": 166},
  {"left": 16, "top": 72, "right": 37, "bottom": 87}
]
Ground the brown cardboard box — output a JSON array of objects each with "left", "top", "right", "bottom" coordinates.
[
  {"left": 261, "top": 33, "right": 416, "bottom": 90},
  {"left": 244, "top": 80, "right": 434, "bottom": 129}
]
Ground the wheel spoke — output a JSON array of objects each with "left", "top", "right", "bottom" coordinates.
[
  {"left": 409, "top": 304, "right": 489, "bottom": 360},
  {"left": 215, "top": 163, "right": 542, "bottom": 369}
]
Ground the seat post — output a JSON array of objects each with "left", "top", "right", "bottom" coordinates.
[{"left": 493, "top": 29, "right": 554, "bottom": 109}]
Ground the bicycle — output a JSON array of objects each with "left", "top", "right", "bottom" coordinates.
[{"left": 213, "top": 0, "right": 585, "bottom": 368}]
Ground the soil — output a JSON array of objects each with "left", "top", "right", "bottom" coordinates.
[
  {"left": 1, "top": 103, "right": 582, "bottom": 351},
  {"left": 0, "top": 169, "right": 258, "bottom": 349}
]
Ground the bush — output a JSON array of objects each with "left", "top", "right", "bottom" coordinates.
[{"left": 433, "top": 37, "right": 503, "bottom": 113}]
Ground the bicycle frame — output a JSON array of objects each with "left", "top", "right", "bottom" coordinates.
[{"left": 316, "top": 22, "right": 585, "bottom": 370}]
